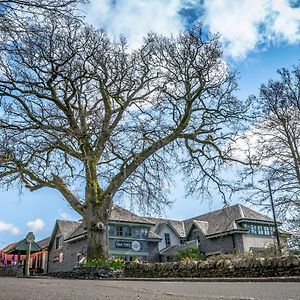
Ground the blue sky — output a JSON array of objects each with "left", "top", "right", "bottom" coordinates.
[{"left": 0, "top": 0, "right": 300, "bottom": 247}]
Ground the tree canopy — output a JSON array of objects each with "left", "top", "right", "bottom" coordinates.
[
  {"left": 0, "top": 9, "right": 247, "bottom": 259},
  {"left": 243, "top": 64, "right": 300, "bottom": 228}
]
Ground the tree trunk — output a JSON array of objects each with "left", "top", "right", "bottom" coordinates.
[
  {"left": 84, "top": 192, "right": 112, "bottom": 261},
  {"left": 84, "top": 155, "right": 112, "bottom": 261},
  {"left": 85, "top": 215, "right": 109, "bottom": 261}
]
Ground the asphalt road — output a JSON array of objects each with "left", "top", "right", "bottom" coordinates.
[{"left": 0, "top": 277, "right": 299, "bottom": 300}]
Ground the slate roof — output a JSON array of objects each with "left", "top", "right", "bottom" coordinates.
[
  {"left": 37, "top": 237, "right": 51, "bottom": 249},
  {"left": 1, "top": 242, "right": 17, "bottom": 253},
  {"left": 3, "top": 239, "right": 40, "bottom": 254},
  {"left": 65, "top": 222, "right": 86, "bottom": 240},
  {"left": 2, "top": 237, "right": 50, "bottom": 253},
  {"left": 184, "top": 204, "right": 274, "bottom": 237},
  {"left": 237, "top": 205, "right": 274, "bottom": 222},
  {"left": 147, "top": 204, "right": 275, "bottom": 240},
  {"left": 56, "top": 220, "right": 81, "bottom": 239},
  {"left": 146, "top": 217, "right": 186, "bottom": 238},
  {"left": 52, "top": 203, "right": 277, "bottom": 244},
  {"left": 48, "top": 220, "right": 81, "bottom": 248},
  {"left": 148, "top": 230, "right": 162, "bottom": 240},
  {"left": 65, "top": 205, "right": 155, "bottom": 241},
  {"left": 110, "top": 205, "right": 155, "bottom": 225},
  {"left": 160, "top": 240, "right": 198, "bottom": 256}
]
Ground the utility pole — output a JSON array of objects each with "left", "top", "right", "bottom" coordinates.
[{"left": 267, "top": 180, "right": 282, "bottom": 255}]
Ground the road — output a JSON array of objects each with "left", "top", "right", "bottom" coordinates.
[{"left": 0, "top": 277, "right": 299, "bottom": 300}]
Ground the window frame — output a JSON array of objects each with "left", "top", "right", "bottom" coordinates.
[
  {"left": 164, "top": 233, "right": 171, "bottom": 247},
  {"left": 55, "top": 235, "right": 63, "bottom": 250}
]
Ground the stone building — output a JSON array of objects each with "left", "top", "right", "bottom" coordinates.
[
  {"left": 149, "top": 204, "right": 289, "bottom": 261},
  {"left": 47, "top": 203, "right": 290, "bottom": 271},
  {"left": 47, "top": 205, "right": 160, "bottom": 273}
]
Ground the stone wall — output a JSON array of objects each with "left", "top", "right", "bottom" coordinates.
[
  {"left": 0, "top": 265, "right": 23, "bottom": 277},
  {"left": 48, "top": 266, "right": 123, "bottom": 279},
  {"left": 48, "top": 235, "right": 87, "bottom": 273},
  {"left": 189, "top": 226, "right": 237, "bottom": 254},
  {"left": 124, "top": 255, "right": 300, "bottom": 278}
]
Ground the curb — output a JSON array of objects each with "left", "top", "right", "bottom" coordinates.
[
  {"left": 115, "top": 276, "right": 300, "bottom": 282},
  {"left": 12, "top": 275, "right": 300, "bottom": 282}
]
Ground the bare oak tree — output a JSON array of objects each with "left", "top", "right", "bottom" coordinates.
[
  {"left": 0, "top": 14, "right": 246, "bottom": 259},
  {"left": 244, "top": 65, "right": 300, "bottom": 228}
]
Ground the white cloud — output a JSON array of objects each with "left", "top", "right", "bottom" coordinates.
[
  {"left": 85, "top": 0, "right": 184, "bottom": 49},
  {"left": 84, "top": 0, "right": 300, "bottom": 59},
  {"left": 203, "top": 0, "right": 300, "bottom": 59},
  {"left": 26, "top": 218, "right": 45, "bottom": 233},
  {"left": 0, "top": 221, "right": 20, "bottom": 235},
  {"left": 58, "top": 209, "right": 71, "bottom": 220}
]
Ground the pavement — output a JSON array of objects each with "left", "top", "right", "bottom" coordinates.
[{"left": 0, "top": 277, "right": 299, "bottom": 300}]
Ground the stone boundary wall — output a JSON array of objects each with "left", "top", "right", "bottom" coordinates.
[
  {"left": 48, "top": 267, "right": 123, "bottom": 279},
  {"left": 124, "top": 255, "right": 300, "bottom": 278},
  {"left": 0, "top": 265, "right": 23, "bottom": 277}
]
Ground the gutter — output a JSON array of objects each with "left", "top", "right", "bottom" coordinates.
[{"left": 206, "top": 229, "right": 248, "bottom": 239}]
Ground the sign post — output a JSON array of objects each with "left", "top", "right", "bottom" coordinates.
[{"left": 25, "top": 232, "right": 35, "bottom": 277}]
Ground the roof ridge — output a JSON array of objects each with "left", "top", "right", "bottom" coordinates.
[
  {"left": 145, "top": 216, "right": 181, "bottom": 222},
  {"left": 184, "top": 203, "right": 249, "bottom": 222}
]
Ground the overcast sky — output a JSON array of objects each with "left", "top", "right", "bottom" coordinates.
[{"left": 0, "top": 0, "right": 299, "bottom": 247}]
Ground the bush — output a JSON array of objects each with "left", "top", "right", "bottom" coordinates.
[
  {"left": 176, "top": 248, "right": 205, "bottom": 262},
  {"left": 108, "top": 257, "right": 124, "bottom": 269}
]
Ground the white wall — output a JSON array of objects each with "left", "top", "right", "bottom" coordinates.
[
  {"left": 242, "top": 235, "right": 276, "bottom": 252},
  {"left": 157, "top": 224, "right": 181, "bottom": 250}
]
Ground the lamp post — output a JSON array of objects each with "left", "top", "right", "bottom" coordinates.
[{"left": 267, "top": 180, "right": 282, "bottom": 255}]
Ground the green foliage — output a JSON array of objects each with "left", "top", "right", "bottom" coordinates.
[
  {"left": 83, "top": 259, "right": 108, "bottom": 268},
  {"left": 176, "top": 247, "right": 205, "bottom": 262},
  {"left": 83, "top": 257, "right": 124, "bottom": 269},
  {"left": 108, "top": 257, "right": 124, "bottom": 269}
]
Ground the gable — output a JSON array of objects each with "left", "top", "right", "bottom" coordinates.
[{"left": 157, "top": 223, "right": 181, "bottom": 242}]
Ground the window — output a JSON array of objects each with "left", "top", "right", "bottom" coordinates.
[
  {"left": 55, "top": 235, "right": 62, "bottom": 249},
  {"left": 258, "top": 225, "right": 264, "bottom": 235},
  {"left": 116, "top": 226, "right": 123, "bottom": 236},
  {"left": 132, "top": 228, "right": 141, "bottom": 238},
  {"left": 251, "top": 224, "right": 258, "bottom": 235},
  {"left": 109, "top": 225, "right": 115, "bottom": 236},
  {"left": 244, "top": 223, "right": 275, "bottom": 236},
  {"left": 140, "top": 228, "right": 148, "bottom": 238},
  {"left": 124, "top": 226, "right": 132, "bottom": 237},
  {"left": 164, "top": 233, "right": 171, "bottom": 247},
  {"left": 263, "top": 226, "right": 270, "bottom": 236}
]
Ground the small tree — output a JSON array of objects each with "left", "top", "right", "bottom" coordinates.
[
  {"left": 243, "top": 65, "right": 300, "bottom": 228},
  {"left": 176, "top": 248, "right": 205, "bottom": 262},
  {"left": 0, "top": 13, "right": 247, "bottom": 260}
]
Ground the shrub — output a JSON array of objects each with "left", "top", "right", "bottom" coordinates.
[
  {"left": 176, "top": 248, "right": 205, "bottom": 262},
  {"left": 83, "top": 259, "right": 108, "bottom": 268},
  {"left": 83, "top": 257, "right": 124, "bottom": 269},
  {"left": 108, "top": 257, "right": 124, "bottom": 269}
]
